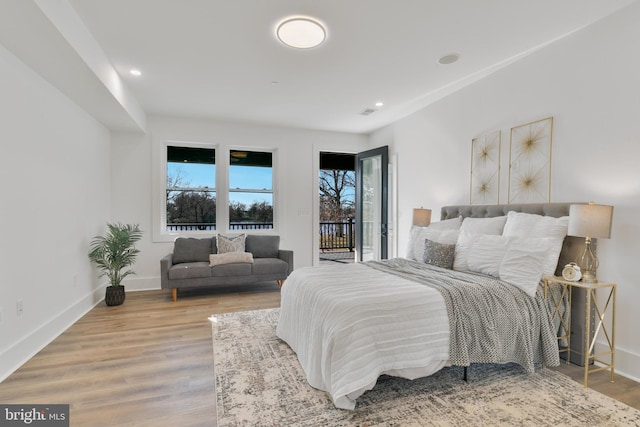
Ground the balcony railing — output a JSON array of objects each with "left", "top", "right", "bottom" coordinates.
[
  {"left": 320, "top": 218, "right": 355, "bottom": 251},
  {"left": 167, "top": 222, "right": 273, "bottom": 231},
  {"left": 167, "top": 220, "right": 354, "bottom": 252}
]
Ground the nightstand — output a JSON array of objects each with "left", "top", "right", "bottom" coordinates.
[{"left": 543, "top": 277, "right": 616, "bottom": 387}]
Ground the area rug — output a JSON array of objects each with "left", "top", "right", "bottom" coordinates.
[{"left": 211, "top": 308, "right": 640, "bottom": 426}]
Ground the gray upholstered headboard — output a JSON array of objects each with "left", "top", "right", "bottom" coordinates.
[{"left": 440, "top": 203, "right": 589, "bottom": 276}]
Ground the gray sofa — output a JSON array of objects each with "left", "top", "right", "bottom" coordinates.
[{"left": 160, "top": 234, "right": 293, "bottom": 301}]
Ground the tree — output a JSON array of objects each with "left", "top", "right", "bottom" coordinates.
[
  {"left": 229, "top": 200, "right": 273, "bottom": 225},
  {"left": 167, "top": 191, "right": 216, "bottom": 225},
  {"left": 248, "top": 201, "right": 273, "bottom": 223},
  {"left": 229, "top": 201, "right": 246, "bottom": 223},
  {"left": 167, "top": 169, "right": 216, "bottom": 226},
  {"left": 319, "top": 170, "right": 355, "bottom": 221}
]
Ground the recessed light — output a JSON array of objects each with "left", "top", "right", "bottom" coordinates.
[
  {"left": 129, "top": 69, "right": 142, "bottom": 76},
  {"left": 438, "top": 53, "right": 460, "bottom": 65},
  {"left": 276, "top": 17, "right": 326, "bottom": 49},
  {"left": 375, "top": 101, "right": 384, "bottom": 107}
]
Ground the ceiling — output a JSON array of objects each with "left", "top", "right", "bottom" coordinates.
[{"left": 2, "top": 0, "right": 636, "bottom": 134}]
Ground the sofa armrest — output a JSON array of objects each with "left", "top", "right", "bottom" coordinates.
[
  {"left": 160, "top": 253, "right": 174, "bottom": 289},
  {"left": 278, "top": 249, "right": 294, "bottom": 276}
]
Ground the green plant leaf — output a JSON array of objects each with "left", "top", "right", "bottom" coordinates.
[{"left": 88, "top": 223, "right": 142, "bottom": 287}]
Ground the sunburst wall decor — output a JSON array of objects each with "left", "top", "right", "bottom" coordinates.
[
  {"left": 508, "top": 117, "right": 553, "bottom": 203},
  {"left": 470, "top": 130, "right": 501, "bottom": 204}
]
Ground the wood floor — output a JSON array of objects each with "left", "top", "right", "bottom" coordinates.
[{"left": 1, "top": 284, "right": 638, "bottom": 426}]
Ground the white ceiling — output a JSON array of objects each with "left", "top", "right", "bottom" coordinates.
[{"left": 3, "top": 0, "right": 637, "bottom": 134}]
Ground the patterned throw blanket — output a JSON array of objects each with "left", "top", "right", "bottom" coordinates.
[{"left": 365, "top": 258, "right": 560, "bottom": 371}]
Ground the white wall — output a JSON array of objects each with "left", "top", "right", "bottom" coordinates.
[
  {"left": 371, "top": 3, "right": 640, "bottom": 380},
  {"left": 0, "top": 44, "right": 111, "bottom": 381},
  {"left": 110, "top": 116, "right": 369, "bottom": 290}
]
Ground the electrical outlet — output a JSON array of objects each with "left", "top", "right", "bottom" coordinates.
[{"left": 17, "top": 299, "right": 23, "bottom": 316}]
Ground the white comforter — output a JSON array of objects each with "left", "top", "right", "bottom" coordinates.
[{"left": 276, "top": 262, "right": 449, "bottom": 410}]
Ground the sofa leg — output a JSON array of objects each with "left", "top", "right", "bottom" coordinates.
[
  {"left": 277, "top": 280, "right": 284, "bottom": 288},
  {"left": 172, "top": 288, "right": 177, "bottom": 302}
]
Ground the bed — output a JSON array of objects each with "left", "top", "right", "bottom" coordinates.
[{"left": 276, "top": 203, "right": 582, "bottom": 410}]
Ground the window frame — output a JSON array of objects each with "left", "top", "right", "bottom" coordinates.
[
  {"left": 228, "top": 147, "right": 276, "bottom": 231},
  {"left": 152, "top": 140, "right": 278, "bottom": 243},
  {"left": 165, "top": 144, "right": 217, "bottom": 233}
]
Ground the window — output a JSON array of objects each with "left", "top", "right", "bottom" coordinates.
[
  {"left": 229, "top": 150, "right": 273, "bottom": 230},
  {"left": 166, "top": 146, "right": 216, "bottom": 231}
]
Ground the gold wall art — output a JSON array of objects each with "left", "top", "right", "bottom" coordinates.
[
  {"left": 508, "top": 117, "right": 553, "bottom": 203},
  {"left": 470, "top": 130, "right": 501, "bottom": 204}
]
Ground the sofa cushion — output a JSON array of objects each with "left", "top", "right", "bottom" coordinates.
[
  {"left": 245, "top": 235, "right": 280, "bottom": 258},
  {"left": 173, "top": 238, "right": 213, "bottom": 264},
  {"left": 251, "top": 258, "right": 288, "bottom": 276},
  {"left": 168, "top": 262, "right": 212, "bottom": 280},
  {"left": 210, "top": 262, "right": 252, "bottom": 277},
  {"left": 216, "top": 234, "right": 246, "bottom": 253}
]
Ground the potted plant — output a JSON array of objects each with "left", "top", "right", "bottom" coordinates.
[{"left": 88, "top": 223, "right": 143, "bottom": 306}]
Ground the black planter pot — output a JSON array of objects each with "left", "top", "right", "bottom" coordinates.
[{"left": 105, "top": 285, "right": 126, "bottom": 306}]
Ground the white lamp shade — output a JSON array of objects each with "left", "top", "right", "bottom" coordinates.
[
  {"left": 568, "top": 203, "right": 613, "bottom": 238},
  {"left": 412, "top": 208, "right": 432, "bottom": 227}
]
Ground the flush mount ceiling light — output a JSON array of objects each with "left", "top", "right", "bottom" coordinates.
[
  {"left": 276, "top": 16, "right": 326, "bottom": 49},
  {"left": 438, "top": 53, "right": 461, "bottom": 65},
  {"left": 129, "top": 68, "right": 142, "bottom": 76}
]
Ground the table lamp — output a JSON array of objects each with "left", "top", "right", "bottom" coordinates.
[
  {"left": 568, "top": 202, "right": 613, "bottom": 283},
  {"left": 412, "top": 208, "right": 432, "bottom": 227}
]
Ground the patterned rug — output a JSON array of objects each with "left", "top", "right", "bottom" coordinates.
[{"left": 211, "top": 308, "right": 640, "bottom": 426}]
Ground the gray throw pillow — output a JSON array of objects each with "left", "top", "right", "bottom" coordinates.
[
  {"left": 422, "top": 238, "right": 455, "bottom": 269},
  {"left": 173, "top": 237, "right": 213, "bottom": 264}
]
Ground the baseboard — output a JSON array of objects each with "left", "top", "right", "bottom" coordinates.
[
  {"left": 595, "top": 341, "right": 640, "bottom": 383},
  {"left": 0, "top": 286, "right": 106, "bottom": 382},
  {"left": 122, "top": 276, "right": 160, "bottom": 292}
]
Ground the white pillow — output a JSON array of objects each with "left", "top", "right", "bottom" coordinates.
[
  {"left": 406, "top": 216, "right": 462, "bottom": 260},
  {"left": 466, "top": 235, "right": 513, "bottom": 277},
  {"left": 499, "top": 243, "right": 548, "bottom": 297},
  {"left": 461, "top": 234, "right": 554, "bottom": 296},
  {"left": 502, "top": 211, "right": 569, "bottom": 239},
  {"left": 429, "top": 216, "right": 463, "bottom": 231},
  {"left": 453, "top": 231, "right": 474, "bottom": 271},
  {"left": 209, "top": 251, "right": 253, "bottom": 266},
  {"left": 460, "top": 216, "right": 507, "bottom": 235},
  {"left": 510, "top": 235, "right": 560, "bottom": 277},
  {"left": 453, "top": 217, "right": 506, "bottom": 272},
  {"left": 502, "top": 211, "right": 569, "bottom": 276}
]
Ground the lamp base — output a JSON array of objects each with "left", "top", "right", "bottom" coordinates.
[{"left": 577, "top": 237, "right": 599, "bottom": 284}]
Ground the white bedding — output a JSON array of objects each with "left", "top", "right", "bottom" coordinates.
[{"left": 276, "top": 262, "right": 449, "bottom": 410}]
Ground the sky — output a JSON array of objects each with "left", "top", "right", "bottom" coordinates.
[{"left": 167, "top": 162, "right": 272, "bottom": 205}]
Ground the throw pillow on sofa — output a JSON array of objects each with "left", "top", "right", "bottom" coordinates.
[
  {"left": 217, "top": 234, "right": 246, "bottom": 253},
  {"left": 209, "top": 252, "right": 254, "bottom": 266}
]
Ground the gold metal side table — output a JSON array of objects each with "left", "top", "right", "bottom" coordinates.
[{"left": 543, "top": 277, "right": 616, "bottom": 387}]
